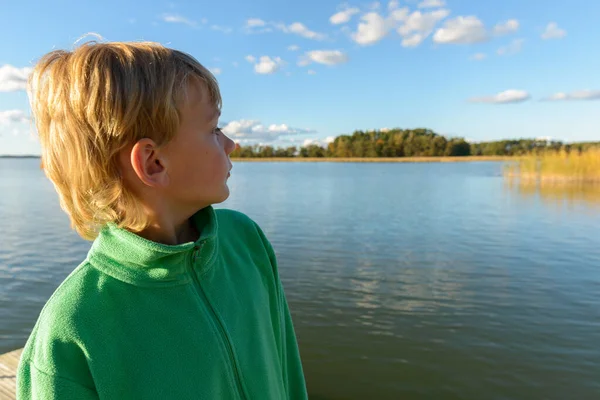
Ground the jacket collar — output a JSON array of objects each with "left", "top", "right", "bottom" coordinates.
[{"left": 87, "top": 206, "right": 218, "bottom": 286}]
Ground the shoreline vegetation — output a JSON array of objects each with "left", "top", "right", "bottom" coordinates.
[
  {"left": 230, "top": 128, "right": 599, "bottom": 159},
  {"left": 3, "top": 128, "right": 598, "bottom": 181},
  {"left": 232, "top": 156, "right": 509, "bottom": 163},
  {"left": 228, "top": 128, "right": 600, "bottom": 182},
  {"left": 505, "top": 149, "right": 600, "bottom": 183}
]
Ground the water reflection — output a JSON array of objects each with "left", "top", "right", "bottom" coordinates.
[
  {"left": 506, "top": 178, "right": 600, "bottom": 209},
  {"left": 5, "top": 160, "right": 600, "bottom": 400}
]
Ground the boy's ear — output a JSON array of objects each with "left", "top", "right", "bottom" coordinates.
[{"left": 130, "top": 139, "right": 170, "bottom": 188}]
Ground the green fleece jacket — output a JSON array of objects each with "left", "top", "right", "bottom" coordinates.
[{"left": 16, "top": 207, "right": 307, "bottom": 399}]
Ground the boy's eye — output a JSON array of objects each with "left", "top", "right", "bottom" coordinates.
[{"left": 213, "top": 127, "right": 222, "bottom": 135}]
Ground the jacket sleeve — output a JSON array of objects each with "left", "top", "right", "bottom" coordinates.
[
  {"left": 254, "top": 223, "right": 308, "bottom": 400},
  {"left": 17, "top": 361, "right": 99, "bottom": 400}
]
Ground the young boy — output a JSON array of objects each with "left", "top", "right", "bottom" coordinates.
[{"left": 16, "top": 40, "right": 307, "bottom": 399}]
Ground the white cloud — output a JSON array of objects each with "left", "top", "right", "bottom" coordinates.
[
  {"left": 276, "top": 22, "right": 327, "bottom": 40},
  {"left": 401, "top": 34, "right": 426, "bottom": 47},
  {"left": 349, "top": 6, "right": 448, "bottom": 47},
  {"left": 245, "top": 54, "right": 285, "bottom": 74},
  {"left": 269, "top": 123, "right": 304, "bottom": 133},
  {"left": 254, "top": 56, "right": 284, "bottom": 74},
  {"left": 209, "top": 67, "right": 222, "bottom": 75},
  {"left": 497, "top": 38, "right": 524, "bottom": 56},
  {"left": 0, "top": 65, "right": 32, "bottom": 92},
  {"left": 389, "top": 7, "right": 410, "bottom": 22},
  {"left": 418, "top": 0, "right": 446, "bottom": 8},
  {"left": 211, "top": 25, "right": 232, "bottom": 34},
  {"left": 302, "top": 137, "right": 333, "bottom": 148},
  {"left": 398, "top": 9, "right": 450, "bottom": 36},
  {"left": 287, "top": 45, "right": 300, "bottom": 51},
  {"left": 0, "top": 109, "right": 29, "bottom": 125},
  {"left": 433, "top": 16, "right": 489, "bottom": 44},
  {"left": 299, "top": 50, "right": 349, "bottom": 66},
  {"left": 388, "top": 0, "right": 400, "bottom": 10},
  {"left": 330, "top": 7, "right": 360, "bottom": 25},
  {"left": 541, "top": 22, "right": 566, "bottom": 40},
  {"left": 289, "top": 22, "right": 326, "bottom": 40},
  {"left": 243, "top": 18, "right": 273, "bottom": 34},
  {"left": 470, "top": 53, "right": 486, "bottom": 61},
  {"left": 161, "top": 14, "right": 197, "bottom": 27},
  {"left": 369, "top": 1, "right": 381, "bottom": 10},
  {"left": 325, "top": 136, "right": 336, "bottom": 143},
  {"left": 352, "top": 12, "right": 391, "bottom": 45},
  {"left": 469, "top": 89, "right": 531, "bottom": 104},
  {"left": 223, "top": 120, "right": 257, "bottom": 137},
  {"left": 308, "top": 69, "right": 317, "bottom": 75},
  {"left": 493, "top": 19, "right": 519, "bottom": 36},
  {"left": 222, "top": 119, "right": 315, "bottom": 143},
  {"left": 542, "top": 90, "right": 600, "bottom": 101},
  {"left": 246, "top": 18, "right": 266, "bottom": 28},
  {"left": 397, "top": 9, "right": 450, "bottom": 47},
  {"left": 232, "top": 61, "right": 239, "bottom": 67}
]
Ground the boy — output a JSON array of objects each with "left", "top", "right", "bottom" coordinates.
[{"left": 16, "top": 39, "right": 307, "bottom": 399}]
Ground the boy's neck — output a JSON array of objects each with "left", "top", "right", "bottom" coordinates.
[{"left": 136, "top": 216, "right": 200, "bottom": 246}]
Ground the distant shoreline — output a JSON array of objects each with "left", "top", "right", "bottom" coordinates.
[
  {"left": 0, "top": 155, "right": 511, "bottom": 163},
  {"left": 231, "top": 156, "right": 510, "bottom": 163}
]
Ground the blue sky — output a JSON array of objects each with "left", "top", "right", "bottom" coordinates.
[{"left": 1, "top": 0, "right": 599, "bottom": 155}]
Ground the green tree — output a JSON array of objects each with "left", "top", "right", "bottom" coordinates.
[
  {"left": 334, "top": 137, "right": 352, "bottom": 157},
  {"left": 432, "top": 136, "right": 448, "bottom": 156},
  {"left": 445, "top": 139, "right": 471, "bottom": 156},
  {"left": 306, "top": 144, "right": 326, "bottom": 157}
]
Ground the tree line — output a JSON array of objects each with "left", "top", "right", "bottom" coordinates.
[
  {"left": 470, "top": 139, "right": 600, "bottom": 156},
  {"left": 229, "top": 128, "right": 600, "bottom": 158}
]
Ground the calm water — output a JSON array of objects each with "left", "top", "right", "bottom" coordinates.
[{"left": 1, "top": 158, "right": 599, "bottom": 399}]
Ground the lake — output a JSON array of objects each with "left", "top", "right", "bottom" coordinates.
[{"left": 1, "top": 158, "right": 599, "bottom": 399}]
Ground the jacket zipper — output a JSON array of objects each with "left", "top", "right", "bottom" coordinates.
[{"left": 189, "top": 246, "right": 247, "bottom": 400}]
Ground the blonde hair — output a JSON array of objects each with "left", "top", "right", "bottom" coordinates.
[{"left": 28, "top": 36, "right": 221, "bottom": 240}]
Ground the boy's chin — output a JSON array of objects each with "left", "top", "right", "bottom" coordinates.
[
  {"left": 219, "top": 189, "right": 230, "bottom": 203},
  {"left": 209, "top": 186, "right": 231, "bottom": 205},
  {"left": 188, "top": 188, "right": 230, "bottom": 211}
]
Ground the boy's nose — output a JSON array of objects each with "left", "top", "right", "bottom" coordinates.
[{"left": 224, "top": 135, "right": 236, "bottom": 155}]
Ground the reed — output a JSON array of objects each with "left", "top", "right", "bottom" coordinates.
[{"left": 504, "top": 149, "right": 600, "bottom": 182}]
